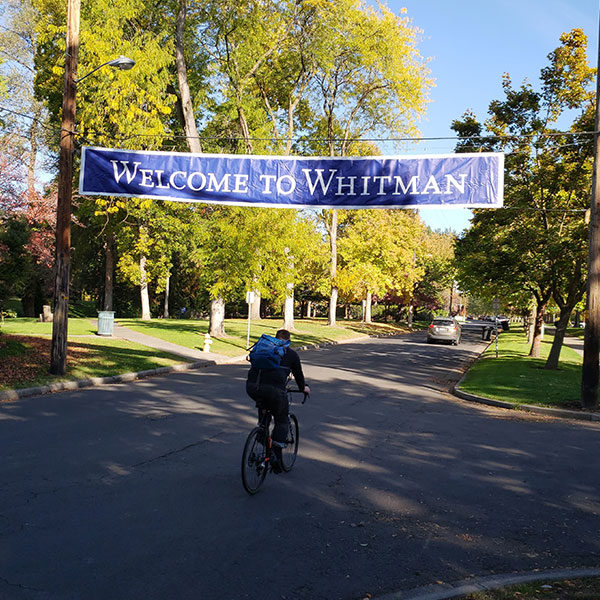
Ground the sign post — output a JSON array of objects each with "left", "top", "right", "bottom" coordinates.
[
  {"left": 246, "top": 291, "right": 255, "bottom": 350},
  {"left": 362, "top": 299, "right": 366, "bottom": 331},
  {"left": 492, "top": 299, "right": 500, "bottom": 358}
]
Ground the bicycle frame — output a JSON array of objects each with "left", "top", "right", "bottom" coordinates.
[{"left": 241, "top": 388, "right": 308, "bottom": 494}]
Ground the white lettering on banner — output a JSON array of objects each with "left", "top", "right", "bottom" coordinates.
[
  {"left": 361, "top": 177, "right": 371, "bottom": 195},
  {"left": 207, "top": 173, "right": 231, "bottom": 192},
  {"left": 139, "top": 169, "right": 155, "bottom": 188},
  {"left": 259, "top": 174, "right": 277, "bottom": 194},
  {"left": 170, "top": 171, "right": 187, "bottom": 190},
  {"left": 394, "top": 176, "right": 419, "bottom": 195},
  {"left": 422, "top": 175, "right": 442, "bottom": 195},
  {"left": 444, "top": 174, "right": 466, "bottom": 194},
  {"left": 336, "top": 176, "right": 357, "bottom": 196},
  {"left": 188, "top": 172, "right": 206, "bottom": 191},
  {"left": 302, "top": 169, "right": 338, "bottom": 195},
  {"left": 106, "top": 161, "right": 472, "bottom": 198},
  {"left": 110, "top": 160, "right": 141, "bottom": 184},
  {"left": 277, "top": 175, "right": 296, "bottom": 195},
  {"left": 373, "top": 176, "right": 392, "bottom": 195},
  {"left": 233, "top": 173, "right": 249, "bottom": 193},
  {"left": 155, "top": 170, "right": 171, "bottom": 189}
]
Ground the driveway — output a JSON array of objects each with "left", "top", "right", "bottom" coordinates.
[{"left": 1, "top": 331, "right": 598, "bottom": 599}]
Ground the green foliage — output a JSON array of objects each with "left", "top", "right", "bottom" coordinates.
[
  {"left": 454, "top": 29, "right": 593, "bottom": 319},
  {"left": 338, "top": 209, "right": 425, "bottom": 301}
]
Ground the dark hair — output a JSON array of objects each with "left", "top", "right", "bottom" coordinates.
[{"left": 276, "top": 329, "right": 291, "bottom": 341}]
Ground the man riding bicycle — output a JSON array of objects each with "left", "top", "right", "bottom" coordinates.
[{"left": 246, "top": 329, "right": 310, "bottom": 472}]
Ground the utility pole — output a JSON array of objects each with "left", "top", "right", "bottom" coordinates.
[
  {"left": 581, "top": 15, "right": 600, "bottom": 409},
  {"left": 50, "top": 0, "right": 80, "bottom": 375}
]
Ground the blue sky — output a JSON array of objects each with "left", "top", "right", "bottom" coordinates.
[{"left": 384, "top": 0, "right": 599, "bottom": 233}]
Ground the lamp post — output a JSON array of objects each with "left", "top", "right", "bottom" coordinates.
[{"left": 49, "top": 0, "right": 135, "bottom": 374}]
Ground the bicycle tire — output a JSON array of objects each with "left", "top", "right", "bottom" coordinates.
[
  {"left": 281, "top": 413, "right": 299, "bottom": 472},
  {"left": 241, "top": 427, "right": 268, "bottom": 494}
]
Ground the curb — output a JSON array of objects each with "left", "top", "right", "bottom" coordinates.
[
  {"left": 0, "top": 330, "right": 405, "bottom": 402},
  {"left": 0, "top": 358, "right": 221, "bottom": 402},
  {"left": 373, "top": 567, "right": 600, "bottom": 600}
]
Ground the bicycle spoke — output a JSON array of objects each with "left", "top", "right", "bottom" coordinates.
[
  {"left": 241, "top": 427, "right": 268, "bottom": 494},
  {"left": 281, "top": 413, "right": 299, "bottom": 472}
]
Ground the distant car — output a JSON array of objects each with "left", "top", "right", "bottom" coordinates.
[
  {"left": 496, "top": 315, "right": 510, "bottom": 330},
  {"left": 427, "top": 317, "right": 461, "bottom": 345}
]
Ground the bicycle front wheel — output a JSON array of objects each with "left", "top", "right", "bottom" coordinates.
[
  {"left": 281, "top": 413, "right": 299, "bottom": 472},
  {"left": 241, "top": 427, "right": 268, "bottom": 494}
]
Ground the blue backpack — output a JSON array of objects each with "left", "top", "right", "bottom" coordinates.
[{"left": 248, "top": 334, "right": 290, "bottom": 370}]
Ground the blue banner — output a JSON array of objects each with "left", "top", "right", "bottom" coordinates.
[{"left": 79, "top": 146, "right": 504, "bottom": 209}]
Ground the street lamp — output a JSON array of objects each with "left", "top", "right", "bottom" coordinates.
[
  {"left": 75, "top": 56, "right": 136, "bottom": 83},
  {"left": 49, "top": 0, "right": 135, "bottom": 375}
]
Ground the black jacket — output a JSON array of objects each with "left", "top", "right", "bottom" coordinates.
[{"left": 247, "top": 347, "right": 306, "bottom": 390}]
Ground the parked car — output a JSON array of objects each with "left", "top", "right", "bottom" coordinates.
[{"left": 427, "top": 317, "right": 461, "bottom": 345}]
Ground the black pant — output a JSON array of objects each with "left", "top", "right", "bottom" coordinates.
[{"left": 246, "top": 382, "right": 289, "bottom": 443}]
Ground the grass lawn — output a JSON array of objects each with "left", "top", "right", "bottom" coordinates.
[
  {"left": 459, "top": 329, "right": 586, "bottom": 409},
  {"left": 117, "top": 317, "right": 408, "bottom": 357},
  {"left": 455, "top": 576, "right": 600, "bottom": 599},
  {"left": 0, "top": 334, "right": 186, "bottom": 391},
  {"left": 0, "top": 317, "right": 98, "bottom": 336}
]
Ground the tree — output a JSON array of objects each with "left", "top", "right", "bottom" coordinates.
[
  {"left": 34, "top": 0, "right": 178, "bottom": 318},
  {"left": 338, "top": 209, "right": 424, "bottom": 322},
  {"left": 0, "top": 0, "right": 48, "bottom": 198},
  {"left": 412, "top": 228, "right": 456, "bottom": 319},
  {"left": 305, "top": 0, "right": 432, "bottom": 326},
  {"left": 453, "top": 29, "right": 594, "bottom": 362}
]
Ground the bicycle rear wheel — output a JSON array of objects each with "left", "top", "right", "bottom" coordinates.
[
  {"left": 241, "top": 427, "right": 268, "bottom": 494},
  {"left": 281, "top": 413, "right": 299, "bottom": 472}
]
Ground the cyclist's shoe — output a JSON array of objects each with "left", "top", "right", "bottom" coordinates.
[
  {"left": 270, "top": 442, "right": 285, "bottom": 474},
  {"left": 270, "top": 453, "right": 282, "bottom": 474}
]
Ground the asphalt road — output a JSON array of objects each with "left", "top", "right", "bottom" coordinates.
[{"left": 1, "top": 329, "right": 599, "bottom": 600}]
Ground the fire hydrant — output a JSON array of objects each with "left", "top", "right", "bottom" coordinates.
[{"left": 202, "top": 333, "right": 213, "bottom": 353}]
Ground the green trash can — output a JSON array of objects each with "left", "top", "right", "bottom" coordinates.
[{"left": 97, "top": 311, "right": 115, "bottom": 336}]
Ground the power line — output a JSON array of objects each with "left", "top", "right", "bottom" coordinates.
[{"left": 0, "top": 103, "right": 596, "bottom": 146}]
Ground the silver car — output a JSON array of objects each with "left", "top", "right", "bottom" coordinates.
[{"left": 427, "top": 317, "right": 461, "bottom": 345}]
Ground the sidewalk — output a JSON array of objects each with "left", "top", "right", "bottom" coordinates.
[
  {"left": 110, "top": 321, "right": 242, "bottom": 364},
  {"left": 563, "top": 334, "right": 583, "bottom": 356}
]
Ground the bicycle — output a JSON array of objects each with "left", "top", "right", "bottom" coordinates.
[{"left": 241, "top": 388, "right": 308, "bottom": 495}]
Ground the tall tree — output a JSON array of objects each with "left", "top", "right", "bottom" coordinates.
[
  {"left": 338, "top": 209, "right": 424, "bottom": 322},
  {"left": 306, "top": 0, "right": 432, "bottom": 326},
  {"left": 454, "top": 29, "right": 594, "bottom": 361}
]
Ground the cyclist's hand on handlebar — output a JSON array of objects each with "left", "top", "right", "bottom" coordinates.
[{"left": 302, "top": 385, "right": 310, "bottom": 403}]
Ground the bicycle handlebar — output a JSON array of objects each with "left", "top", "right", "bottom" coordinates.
[{"left": 287, "top": 388, "right": 310, "bottom": 404}]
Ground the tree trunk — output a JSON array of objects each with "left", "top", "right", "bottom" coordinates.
[
  {"left": 103, "top": 235, "right": 114, "bottom": 311},
  {"left": 283, "top": 282, "right": 294, "bottom": 330},
  {"left": 528, "top": 300, "right": 548, "bottom": 358},
  {"left": 27, "top": 111, "right": 39, "bottom": 198},
  {"left": 140, "top": 254, "right": 151, "bottom": 320},
  {"left": 163, "top": 271, "right": 170, "bottom": 318},
  {"left": 329, "top": 287, "right": 338, "bottom": 327},
  {"left": 306, "top": 300, "right": 312, "bottom": 319},
  {"left": 250, "top": 289, "right": 261, "bottom": 320},
  {"left": 328, "top": 209, "right": 338, "bottom": 327},
  {"left": 209, "top": 296, "right": 226, "bottom": 336},
  {"left": 176, "top": 0, "right": 202, "bottom": 153},
  {"left": 407, "top": 302, "right": 414, "bottom": 328},
  {"left": 545, "top": 304, "right": 574, "bottom": 370},
  {"left": 365, "top": 291, "right": 372, "bottom": 323}
]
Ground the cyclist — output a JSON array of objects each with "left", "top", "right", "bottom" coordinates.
[{"left": 246, "top": 329, "right": 310, "bottom": 472}]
